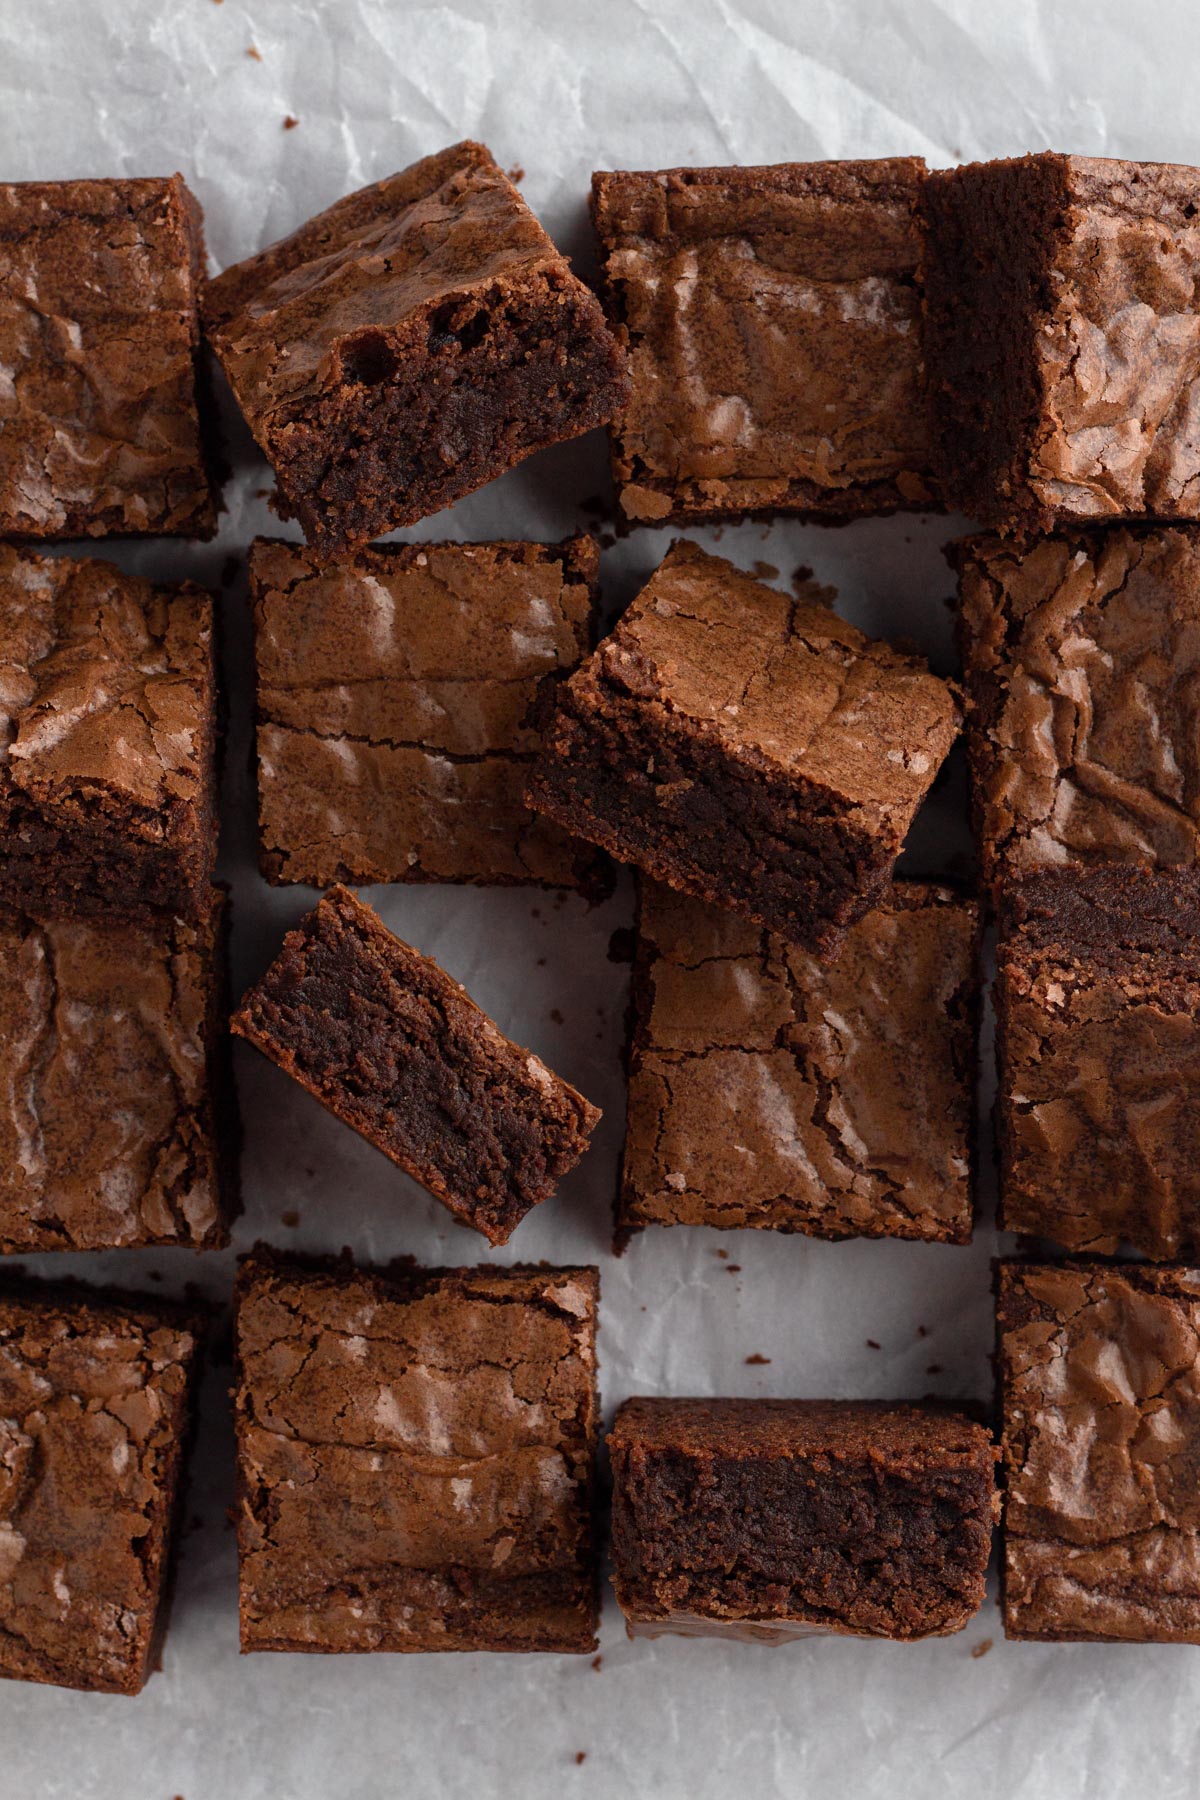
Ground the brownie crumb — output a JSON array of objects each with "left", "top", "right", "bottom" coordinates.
[
  {"left": 715, "top": 1249, "right": 729, "bottom": 1260},
  {"left": 926, "top": 1363, "right": 944, "bottom": 1375},
  {"left": 866, "top": 1339, "right": 881, "bottom": 1350},
  {"left": 971, "top": 1637, "right": 993, "bottom": 1659},
  {"left": 580, "top": 494, "right": 607, "bottom": 516},
  {"left": 283, "top": 114, "right": 299, "bottom": 130},
  {"left": 745, "top": 1353, "right": 771, "bottom": 1365},
  {"left": 791, "top": 564, "right": 814, "bottom": 591},
  {"left": 575, "top": 1753, "right": 587, "bottom": 1766},
  {"left": 507, "top": 165, "right": 526, "bottom": 184},
  {"left": 752, "top": 561, "right": 780, "bottom": 581},
  {"left": 550, "top": 1008, "right": 564, "bottom": 1026},
  {"left": 246, "top": 44, "right": 262, "bottom": 59},
  {"left": 917, "top": 1325, "right": 929, "bottom": 1338},
  {"left": 591, "top": 1653, "right": 603, "bottom": 1671},
  {"left": 280, "top": 1210, "right": 300, "bottom": 1229},
  {"left": 607, "top": 926, "right": 636, "bottom": 964},
  {"left": 725, "top": 1264, "right": 741, "bottom": 1274}
]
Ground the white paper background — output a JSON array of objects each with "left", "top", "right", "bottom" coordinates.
[{"left": 4, "top": 2, "right": 1200, "bottom": 1795}]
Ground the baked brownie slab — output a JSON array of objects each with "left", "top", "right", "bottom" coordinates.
[
  {"left": 251, "top": 534, "right": 607, "bottom": 891},
  {"left": 231, "top": 886, "right": 600, "bottom": 1244},
  {"left": 0, "top": 1278, "right": 204, "bottom": 1693},
  {"left": 620, "top": 880, "right": 978, "bottom": 1242},
  {"left": 996, "top": 868, "right": 1200, "bottom": 1259},
  {"left": 609, "top": 1398, "right": 996, "bottom": 1642},
  {"left": 925, "top": 154, "right": 1200, "bottom": 531},
  {"left": 592, "top": 159, "right": 935, "bottom": 524},
  {"left": 234, "top": 1249, "right": 600, "bottom": 1654},
  {"left": 999, "top": 1260, "right": 1200, "bottom": 1643},
  {"left": 0, "top": 889, "right": 238, "bottom": 1253},
  {"left": 526, "top": 541, "right": 961, "bottom": 954},
  {"left": 205, "top": 141, "right": 628, "bottom": 555},
  {"left": 956, "top": 526, "right": 1200, "bottom": 893},
  {"left": 0, "top": 547, "right": 219, "bottom": 921},
  {"left": 0, "top": 175, "right": 219, "bottom": 538}
]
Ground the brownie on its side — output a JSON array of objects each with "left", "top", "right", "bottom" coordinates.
[
  {"left": 621, "top": 880, "right": 978, "bottom": 1243},
  {"left": 251, "top": 535, "right": 607, "bottom": 891},
  {"left": 0, "top": 1278, "right": 204, "bottom": 1693},
  {"left": 0, "top": 547, "right": 219, "bottom": 921},
  {"left": 592, "top": 159, "right": 936, "bottom": 525},
  {"left": 995, "top": 868, "right": 1200, "bottom": 1259},
  {"left": 231, "top": 887, "right": 600, "bottom": 1245},
  {"left": 0, "top": 175, "right": 219, "bottom": 539},
  {"left": 205, "top": 141, "right": 628, "bottom": 555},
  {"left": 609, "top": 1399, "right": 996, "bottom": 1642},
  {"left": 526, "top": 542, "right": 961, "bottom": 955},
  {"left": 234, "top": 1249, "right": 600, "bottom": 1654},
  {"left": 0, "top": 890, "right": 238, "bottom": 1253},
  {"left": 955, "top": 527, "right": 1200, "bottom": 893},
  {"left": 999, "top": 1261, "right": 1200, "bottom": 1643},
  {"left": 925, "top": 154, "right": 1200, "bottom": 531}
]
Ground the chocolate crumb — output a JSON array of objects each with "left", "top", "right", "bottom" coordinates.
[
  {"left": 283, "top": 114, "right": 299, "bottom": 130},
  {"left": 507, "top": 165, "right": 526, "bottom": 184},
  {"left": 591, "top": 1653, "right": 603, "bottom": 1671},
  {"left": 550, "top": 1008, "right": 564, "bottom": 1026},
  {"left": 725, "top": 1264, "right": 741, "bottom": 1274},
  {"left": 580, "top": 494, "right": 607, "bottom": 517},
  {"left": 917, "top": 1324, "right": 929, "bottom": 1338},
  {"left": 246, "top": 43, "right": 262, "bottom": 59},
  {"left": 791, "top": 564, "right": 815, "bottom": 592},
  {"left": 280, "top": 1210, "right": 300, "bottom": 1229},
  {"left": 607, "top": 926, "right": 636, "bottom": 964},
  {"left": 866, "top": 1338, "right": 881, "bottom": 1350},
  {"left": 744, "top": 1353, "right": 771, "bottom": 1365},
  {"left": 971, "top": 1637, "right": 993, "bottom": 1659},
  {"left": 575, "top": 1752, "right": 587, "bottom": 1766},
  {"left": 715, "top": 1248, "right": 728, "bottom": 1260},
  {"left": 926, "top": 1363, "right": 944, "bottom": 1375},
  {"left": 752, "top": 560, "right": 780, "bottom": 581},
  {"left": 147, "top": 1270, "right": 164, "bottom": 1283}
]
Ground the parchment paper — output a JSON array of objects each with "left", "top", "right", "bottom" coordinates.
[{"left": 3, "top": 2, "right": 1199, "bottom": 1795}]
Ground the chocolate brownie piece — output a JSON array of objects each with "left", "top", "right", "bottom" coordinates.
[
  {"left": 621, "top": 880, "right": 978, "bottom": 1243},
  {"left": 592, "top": 159, "right": 936, "bottom": 525},
  {"left": 955, "top": 526, "right": 1200, "bottom": 893},
  {"left": 995, "top": 868, "right": 1200, "bottom": 1258},
  {"left": 609, "top": 1398, "right": 996, "bottom": 1642},
  {"left": 0, "top": 1278, "right": 204, "bottom": 1692},
  {"left": 205, "top": 141, "right": 628, "bottom": 555},
  {"left": 999, "top": 1260, "right": 1200, "bottom": 1642},
  {"left": 925, "top": 154, "right": 1200, "bottom": 531},
  {"left": 250, "top": 534, "right": 607, "bottom": 891},
  {"left": 0, "top": 175, "right": 219, "bottom": 539},
  {"left": 234, "top": 1248, "right": 600, "bottom": 1654},
  {"left": 0, "top": 889, "right": 238, "bottom": 1253},
  {"left": 231, "top": 886, "right": 600, "bottom": 1245},
  {"left": 0, "top": 547, "right": 219, "bottom": 921},
  {"left": 526, "top": 541, "right": 961, "bottom": 954}
]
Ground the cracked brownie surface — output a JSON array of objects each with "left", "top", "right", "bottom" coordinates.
[
  {"left": 233, "top": 1249, "right": 600, "bottom": 1654},
  {"left": 249, "top": 534, "right": 607, "bottom": 890}
]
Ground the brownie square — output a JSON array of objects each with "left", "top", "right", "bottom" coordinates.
[
  {"left": 0, "top": 175, "right": 218, "bottom": 539},
  {"left": 234, "top": 1249, "right": 600, "bottom": 1654},
  {"left": 231, "top": 886, "right": 600, "bottom": 1245},
  {"left": 995, "top": 867, "right": 1200, "bottom": 1259},
  {"left": 205, "top": 141, "right": 628, "bottom": 555},
  {"left": 526, "top": 541, "right": 961, "bottom": 954},
  {"left": 609, "top": 1399, "right": 996, "bottom": 1642},
  {"left": 925, "top": 153, "right": 1200, "bottom": 531},
  {"left": 621, "top": 879, "right": 978, "bottom": 1243},
  {"left": 251, "top": 534, "right": 607, "bottom": 891},
  {"left": 592, "top": 159, "right": 935, "bottom": 525},
  {"left": 999, "top": 1260, "right": 1200, "bottom": 1642},
  {"left": 0, "top": 1278, "right": 204, "bottom": 1692},
  {"left": 0, "top": 547, "right": 220, "bottom": 921},
  {"left": 0, "top": 889, "right": 238, "bottom": 1253},
  {"left": 955, "top": 526, "right": 1200, "bottom": 893}
]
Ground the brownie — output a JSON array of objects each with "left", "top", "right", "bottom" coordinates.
[
  {"left": 0, "top": 1277, "right": 204, "bottom": 1692},
  {"left": 0, "top": 175, "right": 219, "bottom": 539},
  {"left": 234, "top": 1248, "right": 600, "bottom": 1654},
  {"left": 955, "top": 526, "right": 1200, "bottom": 893},
  {"left": 250, "top": 534, "right": 607, "bottom": 891},
  {"left": 0, "top": 889, "right": 238, "bottom": 1253},
  {"left": 231, "top": 886, "right": 600, "bottom": 1245},
  {"left": 526, "top": 541, "right": 961, "bottom": 954},
  {"left": 925, "top": 153, "right": 1200, "bottom": 531},
  {"left": 608, "top": 1398, "right": 996, "bottom": 1642},
  {"left": 205, "top": 141, "right": 628, "bottom": 555},
  {"left": 591, "top": 159, "right": 936, "bottom": 525},
  {"left": 995, "top": 867, "right": 1200, "bottom": 1259},
  {"left": 621, "top": 880, "right": 978, "bottom": 1243},
  {"left": 999, "top": 1260, "right": 1200, "bottom": 1642},
  {"left": 0, "top": 546, "right": 220, "bottom": 921}
]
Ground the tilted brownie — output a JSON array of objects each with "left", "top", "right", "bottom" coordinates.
[
  {"left": 526, "top": 542, "right": 961, "bottom": 955},
  {"left": 609, "top": 1399, "right": 997, "bottom": 1642},
  {"left": 0, "top": 175, "right": 219, "bottom": 538},
  {"left": 955, "top": 526, "right": 1200, "bottom": 893},
  {"left": 231, "top": 887, "right": 600, "bottom": 1245},
  {"left": 995, "top": 868, "right": 1200, "bottom": 1259},
  {"left": 0, "top": 547, "right": 219, "bottom": 921},
  {"left": 205, "top": 141, "right": 628, "bottom": 554},
  {"left": 0, "top": 1277, "right": 204, "bottom": 1693},
  {"left": 925, "top": 154, "right": 1200, "bottom": 531},
  {"left": 999, "top": 1260, "right": 1200, "bottom": 1643},
  {"left": 251, "top": 534, "right": 607, "bottom": 891},
  {"left": 620, "top": 880, "right": 978, "bottom": 1243},
  {"left": 234, "top": 1248, "right": 600, "bottom": 1654},
  {"left": 592, "top": 159, "right": 936, "bottom": 525},
  {"left": 0, "top": 890, "right": 238, "bottom": 1253}
]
